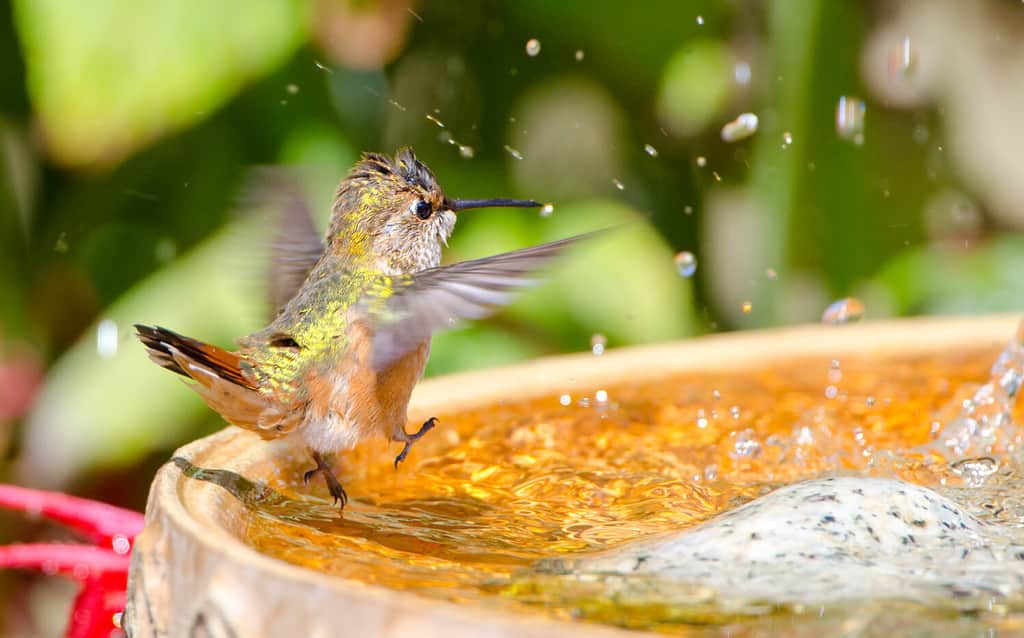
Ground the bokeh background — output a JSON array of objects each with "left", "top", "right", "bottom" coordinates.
[{"left": 2, "top": 0, "right": 1024, "bottom": 633}]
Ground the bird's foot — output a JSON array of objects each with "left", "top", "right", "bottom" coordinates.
[
  {"left": 306, "top": 451, "right": 348, "bottom": 509},
  {"left": 393, "top": 417, "right": 439, "bottom": 469}
]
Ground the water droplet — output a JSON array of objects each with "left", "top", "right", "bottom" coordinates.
[
  {"left": 559, "top": 393, "right": 572, "bottom": 406},
  {"left": 912, "top": 124, "right": 929, "bottom": 145},
  {"left": 836, "top": 96, "right": 866, "bottom": 144},
  {"left": 950, "top": 456, "right": 998, "bottom": 487},
  {"left": 590, "top": 333, "right": 607, "bottom": 356},
  {"left": 683, "top": 205, "right": 694, "bottom": 215},
  {"left": 889, "top": 36, "right": 917, "bottom": 78},
  {"left": 112, "top": 534, "right": 131, "bottom": 555},
  {"left": 825, "top": 385, "right": 839, "bottom": 399},
  {"left": 866, "top": 395, "right": 876, "bottom": 407},
  {"left": 720, "top": 112, "right": 759, "bottom": 142},
  {"left": 674, "top": 251, "right": 697, "bottom": 277},
  {"left": 314, "top": 60, "right": 333, "bottom": 73},
  {"left": 730, "top": 428, "right": 761, "bottom": 459},
  {"left": 612, "top": 179, "right": 625, "bottom": 190},
  {"left": 821, "top": 297, "right": 865, "bottom": 325},
  {"left": 575, "top": 49, "right": 585, "bottom": 62},
  {"left": 595, "top": 389, "right": 608, "bottom": 403},
  {"left": 388, "top": 99, "right": 407, "bottom": 112},
  {"left": 504, "top": 145, "right": 524, "bottom": 160},
  {"left": 525, "top": 38, "right": 541, "bottom": 57},
  {"left": 704, "top": 464, "right": 718, "bottom": 480},
  {"left": 54, "top": 232, "right": 68, "bottom": 253},
  {"left": 765, "top": 267, "right": 778, "bottom": 280},
  {"left": 286, "top": 83, "right": 299, "bottom": 95},
  {"left": 644, "top": 143, "right": 659, "bottom": 157},
  {"left": 539, "top": 203, "right": 554, "bottom": 217},
  {"left": 426, "top": 114, "right": 445, "bottom": 128},
  {"left": 782, "top": 131, "right": 793, "bottom": 147},
  {"left": 457, "top": 144, "right": 475, "bottom": 159},
  {"left": 730, "top": 405, "right": 741, "bottom": 419},
  {"left": 695, "top": 156, "right": 707, "bottom": 167},
  {"left": 712, "top": 389, "right": 721, "bottom": 400},
  {"left": 696, "top": 415, "right": 709, "bottom": 429},
  {"left": 96, "top": 319, "right": 118, "bottom": 358},
  {"left": 741, "top": 301, "right": 753, "bottom": 314},
  {"left": 695, "top": 15, "right": 704, "bottom": 25},
  {"left": 734, "top": 61, "right": 751, "bottom": 86}
]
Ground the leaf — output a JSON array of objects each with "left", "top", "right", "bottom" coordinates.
[{"left": 12, "top": 0, "right": 309, "bottom": 167}]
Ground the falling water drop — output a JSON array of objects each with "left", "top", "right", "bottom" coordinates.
[
  {"left": 734, "top": 61, "right": 752, "bottom": 86},
  {"left": 721, "top": 112, "right": 759, "bottom": 142},
  {"left": 590, "top": 333, "right": 607, "bottom": 356},
  {"left": 612, "top": 179, "right": 625, "bottom": 190},
  {"left": 889, "top": 36, "right": 917, "bottom": 78},
  {"left": 742, "top": 301, "right": 753, "bottom": 314},
  {"left": 836, "top": 96, "right": 866, "bottom": 144},
  {"left": 695, "top": 156, "right": 707, "bottom": 167},
  {"left": 97, "top": 319, "right": 118, "bottom": 358},
  {"left": 821, "top": 297, "right": 865, "bottom": 325},
  {"left": 539, "top": 203, "right": 554, "bottom": 217},
  {"left": 695, "top": 15, "right": 704, "bottom": 25},
  {"left": 644, "top": 144, "right": 659, "bottom": 157},
  {"left": 674, "top": 251, "right": 697, "bottom": 277},
  {"left": 504, "top": 145, "right": 524, "bottom": 160},
  {"left": 426, "top": 114, "right": 445, "bottom": 128},
  {"left": 575, "top": 49, "right": 585, "bottom": 62},
  {"left": 525, "top": 38, "right": 541, "bottom": 57}
]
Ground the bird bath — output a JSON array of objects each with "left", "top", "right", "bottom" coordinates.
[{"left": 125, "top": 315, "right": 1024, "bottom": 637}]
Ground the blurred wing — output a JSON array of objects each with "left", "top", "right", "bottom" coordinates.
[
  {"left": 368, "top": 232, "right": 595, "bottom": 369},
  {"left": 259, "top": 174, "right": 325, "bottom": 316}
]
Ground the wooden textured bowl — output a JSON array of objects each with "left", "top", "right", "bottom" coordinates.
[{"left": 124, "top": 314, "right": 1020, "bottom": 637}]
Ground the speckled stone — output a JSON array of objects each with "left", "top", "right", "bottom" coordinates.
[{"left": 546, "top": 477, "right": 1024, "bottom": 605}]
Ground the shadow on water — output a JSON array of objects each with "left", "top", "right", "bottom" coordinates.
[{"left": 169, "top": 456, "right": 531, "bottom": 565}]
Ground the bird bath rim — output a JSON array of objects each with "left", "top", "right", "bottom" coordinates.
[{"left": 125, "top": 314, "right": 1022, "bottom": 637}]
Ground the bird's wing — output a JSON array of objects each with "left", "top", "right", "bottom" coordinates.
[
  {"left": 363, "top": 232, "right": 595, "bottom": 369},
  {"left": 245, "top": 169, "right": 325, "bottom": 317}
]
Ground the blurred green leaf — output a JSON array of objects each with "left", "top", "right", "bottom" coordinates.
[
  {"left": 12, "top": 0, "right": 309, "bottom": 167},
  {"left": 656, "top": 38, "right": 733, "bottom": 136},
  {"left": 872, "top": 238, "right": 1024, "bottom": 315},
  {"left": 20, "top": 222, "right": 266, "bottom": 487}
]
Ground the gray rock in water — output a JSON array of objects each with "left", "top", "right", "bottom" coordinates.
[{"left": 542, "top": 477, "right": 1024, "bottom": 606}]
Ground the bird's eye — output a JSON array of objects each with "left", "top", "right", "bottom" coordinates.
[{"left": 413, "top": 199, "right": 433, "bottom": 220}]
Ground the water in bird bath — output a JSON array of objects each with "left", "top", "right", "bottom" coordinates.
[{"left": 227, "top": 323, "right": 1024, "bottom": 636}]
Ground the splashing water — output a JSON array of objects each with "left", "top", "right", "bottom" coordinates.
[{"left": 931, "top": 322, "right": 1024, "bottom": 461}]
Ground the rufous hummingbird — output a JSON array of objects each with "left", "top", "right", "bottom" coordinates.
[{"left": 135, "top": 148, "right": 585, "bottom": 509}]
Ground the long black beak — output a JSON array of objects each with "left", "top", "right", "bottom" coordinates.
[{"left": 449, "top": 197, "right": 542, "bottom": 212}]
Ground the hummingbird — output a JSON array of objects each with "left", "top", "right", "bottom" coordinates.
[{"left": 135, "top": 148, "right": 585, "bottom": 509}]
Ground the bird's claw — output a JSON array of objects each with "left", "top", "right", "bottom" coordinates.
[{"left": 393, "top": 417, "right": 439, "bottom": 469}]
